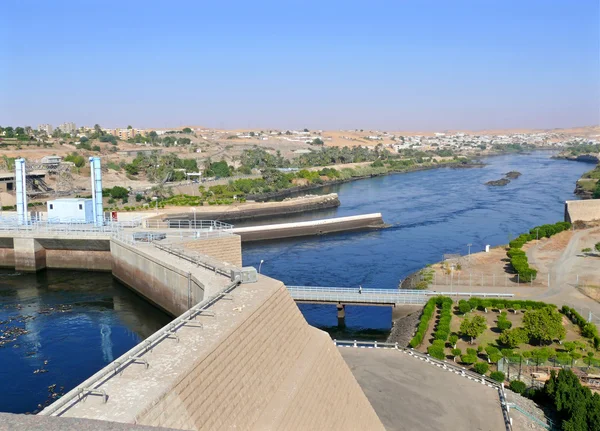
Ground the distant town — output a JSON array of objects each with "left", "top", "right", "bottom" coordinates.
[{"left": 0, "top": 122, "right": 599, "bottom": 211}]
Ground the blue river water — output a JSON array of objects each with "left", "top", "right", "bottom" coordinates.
[
  {"left": 0, "top": 151, "right": 592, "bottom": 413},
  {"left": 241, "top": 152, "right": 592, "bottom": 334}
]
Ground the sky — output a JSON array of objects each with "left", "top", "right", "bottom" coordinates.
[{"left": 1, "top": 0, "right": 599, "bottom": 131}]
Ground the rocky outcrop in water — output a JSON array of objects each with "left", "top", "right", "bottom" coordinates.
[
  {"left": 505, "top": 171, "right": 522, "bottom": 179},
  {"left": 486, "top": 178, "right": 510, "bottom": 186},
  {"left": 485, "top": 170, "right": 522, "bottom": 186}
]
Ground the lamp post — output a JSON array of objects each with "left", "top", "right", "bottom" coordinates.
[
  {"left": 535, "top": 228, "right": 539, "bottom": 240},
  {"left": 467, "top": 243, "right": 472, "bottom": 258},
  {"left": 191, "top": 207, "right": 196, "bottom": 229},
  {"left": 258, "top": 259, "right": 264, "bottom": 274}
]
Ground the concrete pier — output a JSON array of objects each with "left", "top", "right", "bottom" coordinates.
[
  {"left": 233, "top": 213, "right": 386, "bottom": 242},
  {"left": 13, "top": 238, "right": 46, "bottom": 272}
]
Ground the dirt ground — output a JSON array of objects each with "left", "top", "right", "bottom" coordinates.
[{"left": 426, "top": 227, "right": 600, "bottom": 321}]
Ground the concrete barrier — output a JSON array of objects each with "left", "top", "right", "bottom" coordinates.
[
  {"left": 565, "top": 199, "right": 600, "bottom": 223},
  {"left": 110, "top": 240, "right": 206, "bottom": 316},
  {"left": 233, "top": 213, "right": 386, "bottom": 242}
]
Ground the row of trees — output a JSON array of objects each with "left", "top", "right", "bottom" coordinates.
[{"left": 507, "top": 221, "right": 572, "bottom": 282}]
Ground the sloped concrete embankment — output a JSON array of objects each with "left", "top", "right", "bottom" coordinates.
[{"left": 53, "top": 275, "right": 384, "bottom": 430}]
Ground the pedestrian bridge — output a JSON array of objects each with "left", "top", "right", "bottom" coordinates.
[{"left": 287, "top": 286, "right": 514, "bottom": 306}]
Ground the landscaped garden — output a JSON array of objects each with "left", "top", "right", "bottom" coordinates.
[
  {"left": 409, "top": 296, "right": 600, "bottom": 430},
  {"left": 410, "top": 297, "right": 600, "bottom": 379}
]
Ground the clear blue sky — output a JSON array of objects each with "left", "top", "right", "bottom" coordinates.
[{"left": 1, "top": 0, "right": 598, "bottom": 131}]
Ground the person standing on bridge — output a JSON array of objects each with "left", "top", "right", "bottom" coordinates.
[{"left": 359, "top": 285, "right": 362, "bottom": 295}]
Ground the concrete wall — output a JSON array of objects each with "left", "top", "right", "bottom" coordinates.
[
  {"left": 0, "top": 247, "right": 15, "bottom": 268},
  {"left": 45, "top": 250, "right": 112, "bottom": 271},
  {"left": 110, "top": 240, "right": 204, "bottom": 316},
  {"left": 565, "top": 199, "right": 600, "bottom": 223},
  {"left": 135, "top": 282, "right": 383, "bottom": 431},
  {"left": 181, "top": 234, "right": 242, "bottom": 266}
]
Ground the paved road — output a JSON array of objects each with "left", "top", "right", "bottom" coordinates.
[{"left": 340, "top": 348, "right": 506, "bottom": 431}]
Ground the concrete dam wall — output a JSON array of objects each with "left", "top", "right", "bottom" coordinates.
[
  {"left": 49, "top": 273, "right": 383, "bottom": 430},
  {"left": 3, "top": 229, "right": 384, "bottom": 429}
]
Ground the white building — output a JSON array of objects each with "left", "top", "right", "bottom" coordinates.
[
  {"left": 47, "top": 198, "right": 94, "bottom": 223},
  {"left": 57, "top": 122, "right": 77, "bottom": 134},
  {"left": 37, "top": 124, "right": 53, "bottom": 135}
]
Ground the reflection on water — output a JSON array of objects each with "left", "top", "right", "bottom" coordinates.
[
  {"left": 0, "top": 270, "right": 171, "bottom": 414},
  {"left": 242, "top": 152, "right": 591, "bottom": 336}
]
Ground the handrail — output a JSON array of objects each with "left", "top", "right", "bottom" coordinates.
[
  {"left": 507, "top": 403, "right": 554, "bottom": 430},
  {"left": 40, "top": 277, "right": 242, "bottom": 416},
  {"left": 152, "top": 241, "right": 239, "bottom": 278}
]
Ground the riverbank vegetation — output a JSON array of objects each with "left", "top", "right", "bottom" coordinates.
[{"left": 507, "top": 221, "right": 571, "bottom": 282}]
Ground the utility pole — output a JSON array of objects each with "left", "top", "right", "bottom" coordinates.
[{"left": 467, "top": 243, "right": 472, "bottom": 259}]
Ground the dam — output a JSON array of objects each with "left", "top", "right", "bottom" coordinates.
[{"left": 0, "top": 218, "right": 385, "bottom": 429}]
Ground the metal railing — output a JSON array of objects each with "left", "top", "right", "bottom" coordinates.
[
  {"left": 144, "top": 219, "right": 233, "bottom": 231},
  {"left": 287, "top": 286, "right": 514, "bottom": 305},
  {"left": 152, "top": 241, "right": 239, "bottom": 278},
  {"left": 39, "top": 277, "right": 243, "bottom": 417},
  {"left": 0, "top": 220, "right": 118, "bottom": 236}
]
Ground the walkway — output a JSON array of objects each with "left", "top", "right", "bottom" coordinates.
[{"left": 287, "top": 286, "right": 513, "bottom": 306}]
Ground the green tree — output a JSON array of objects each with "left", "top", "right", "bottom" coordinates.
[
  {"left": 460, "top": 315, "right": 487, "bottom": 343},
  {"left": 498, "top": 327, "right": 529, "bottom": 348},
  {"left": 205, "top": 160, "right": 231, "bottom": 177},
  {"left": 522, "top": 307, "right": 566, "bottom": 345},
  {"left": 127, "top": 125, "right": 132, "bottom": 129},
  {"left": 182, "top": 127, "right": 192, "bottom": 133},
  {"left": 108, "top": 186, "right": 129, "bottom": 199},
  {"left": 4, "top": 126, "right": 14, "bottom": 138}
]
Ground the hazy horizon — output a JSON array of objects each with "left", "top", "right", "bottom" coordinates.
[{"left": 1, "top": 1, "right": 599, "bottom": 131}]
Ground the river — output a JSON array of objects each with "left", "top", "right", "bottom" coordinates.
[
  {"left": 0, "top": 151, "right": 590, "bottom": 413},
  {"left": 242, "top": 152, "right": 591, "bottom": 336}
]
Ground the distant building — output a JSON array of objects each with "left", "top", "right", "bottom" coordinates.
[
  {"left": 57, "top": 122, "right": 77, "bottom": 134},
  {"left": 38, "top": 124, "right": 53, "bottom": 135},
  {"left": 113, "top": 128, "right": 147, "bottom": 140},
  {"left": 47, "top": 198, "right": 94, "bottom": 223}
]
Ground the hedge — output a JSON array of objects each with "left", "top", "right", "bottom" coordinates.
[
  {"left": 561, "top": 305, "right": 600, "bottom": 349},
  {"left": 409, "top": 298, "right": 438, "bottom": 348},
  {"left": 507, "top": 221, "right": 571, "bottom": 282},
  {"left": 409, "top": 296, "right": 453, "bottom": 348}
]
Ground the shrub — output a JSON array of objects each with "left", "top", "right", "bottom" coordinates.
[
  {"left": 135, "top": 193, "right": 143, "bottom": 202},
  {"left": 461, "top": 354, "right": 477, "bottom": 365},
  {"left": 473, "top": 362, "right": 489, "bottom": 375},
  {"left": 449, "top": 334, "right": 459, "bottom": 346},
  {"left": 427, "top": 345, "right": 446, "bottom": 360},
  {"left": 489, "top": 353, "right": 503, "bottom": 363},
  {"left": 458, "top": 300, "right": 472, "bottom": 314},
  {"left": 467, "top": 348, "right": 477, "bottom": 356},
  {"left": 485, "top": 345, "right": 499, "bottom": 356},
  {"left": 490, "top": 371, "right": 506, "bottom": 382},
  {"left": 451, "top": 348, "right": 462, "bottom": 357},
  {"left": 509, "top": 380, "right": 527, "bottom": 394},
  {"left": 497, "top": 315, "right": 512, "bottom": 331}
]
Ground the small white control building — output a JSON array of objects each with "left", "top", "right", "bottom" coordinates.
[{"left": 47, "top": 198, "right": 94, "bottom": 223}]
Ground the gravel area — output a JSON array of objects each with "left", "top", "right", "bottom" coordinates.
[
  {"left": 505, "top": 390, "right": 554, "bottom": 431},
  {"left": 386, "top": 308, "right": 421, "bottom": 346}
]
